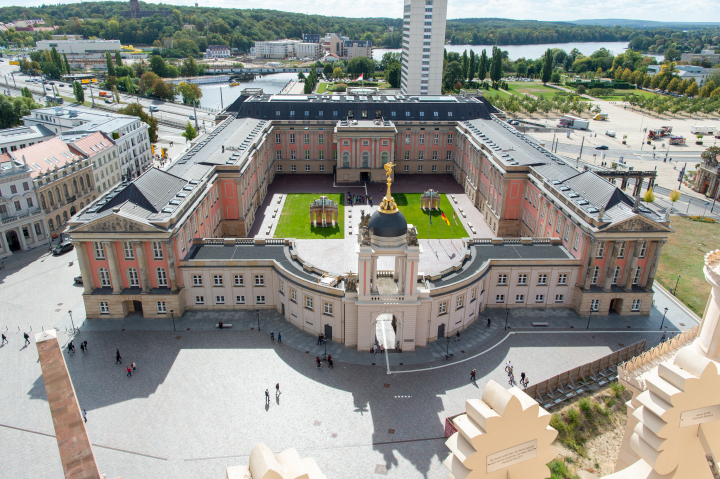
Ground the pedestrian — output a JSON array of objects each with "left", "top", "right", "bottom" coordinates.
[
  {"left": 68, "top": 340, "right": 75, "bottom": 353},
  {"left": 265, "top": 389, "right": 270, "bottom": 404},
  {"left": 317, "top": 334, "right": 322, "bottom": 345},
  {"left": 487, "top": 317, "right": 491, "bottom": 327},
  {"left": 116, "top": 349, "right": 122, "bottom": 364},
  {"left": 83, "top": 340, "right": 87, "bottom": 351},
  {"left": 471, "top": 369, "right": 476, "bottom": 382},
  {"left": 509, "top": 373, "right": 514, "bottom": 386},
  {"left": 380, "top": 344, "right": 384, "bottom": 355},
  {"left": 522, "top": 376, "right": 529, "bottom": 388},
  {"left": 660, "top": 332, "right": 667, "bottom": 343},
  {"left": 131, "top": 361, "right": 137, "bottom": 371},
  {"left": 505, "top": 361, "right": 511, "bottom": 372},
  {"left": 270, "top": 331, "right": 275, "bottom": 341},
  {"left": 456, "top": 331, "right": 460, "bottom": 342},
  {"left": 276, "top": 383, "right": 280, "bottom": 397},
  {"left": 24, "top": 332, "right": 30, "bottom": 345},
  {"left": 126, "top": 366, "right": 132, "bottom": 377},
  {"left": 327, "top": 354, "right": 333, "bottom": 368},
  {"left": 508, "top": 365, "right": 514, "bottom": 376},
  {"left": 372, "top": 344, "right": 377, "bottom": 354},
  {"left": 277, "top": 332, "right": 281, "bottom": 343},
  {"left": 80, "top": 342, "right": 85, "bottom": 353},
  {"left": 82, "top": 409, "right": 87, "bottom": 423},
  {"left": 521, "top": 372, "right": 526, "bottom": 384},
  {"left": 1, "top": 333, "right": 7, "bottom": 345},
  {"left": 316, "top": 356, "right": 321, "bottom": 368}
]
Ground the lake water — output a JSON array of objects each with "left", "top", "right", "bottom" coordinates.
[
  {"left": 193, "top": 72, "right": 297, "bottom": 110},
  {"left": 373, "top": 41, "right": 662, "bottom": 62}
]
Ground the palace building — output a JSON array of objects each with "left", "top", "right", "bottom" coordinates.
[{"left": 65, "top": 92, "right": 672, "bottom": 351}]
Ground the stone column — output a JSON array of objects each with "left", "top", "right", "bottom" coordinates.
[
  {"left": 73, "top": 242, "right": 94, "bottom": 294},
  {"left": 17, "top": 226, "right": 27, "bottom": 250},
  {"left": 234, "top": 179, "right": 244, "bottom": 221},
  {"left": 624, "top": 241, "right": 643, "bottom": 291},
  {"left": 134, "top": 241, "right": 150, "bottom": 293},
  {"left": 29, "top": 222, "right": 38, "bottom": 245},
  {"left": 582, "top": 240, "right": 599, "bottom": 290},
  {"left": 371, "top": 256, "right": 378, "bottom": 294},
  {"left": 643, "top": 240, "right": 665, "bottom": 289},
  {"left": 1, "top": 231, "right": 12, "bottom": 256},
  {"left": 103, "top": 241, "right": 122, "bottom": 294},
  {"left": 165, "top": 241, "right": 179, "bottom": 291},
  {"left": 602, "top": 241, "right": 620, "bottom": 291}
]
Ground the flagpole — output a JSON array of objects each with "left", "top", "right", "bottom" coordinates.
[
  {"left": 439, "top": 214, "right": 442, "bottom": 242},
  {"left": 451, "top": 212, "right": 454, "bottom": 243},
  {"left": 428, "top": 207, "right": 431, "bottom": 242}
]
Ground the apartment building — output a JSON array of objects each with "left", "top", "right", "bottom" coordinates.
[
  {"left": 401, "top": 0, "right": 447, "bottom": 96},
  {"left": 0, "top": 156, "right": 47, "bottom": 257},
  {"left": 63, "top": 132, "right": 117, "bottom": 196},
  {"left": 204, "top": 45, "right": 231, "bottom": 58},
  {"left": 0, "top": 125, "right": 55, "bottom": 154},
  {"left": 680, "top": 49, "right": 720, "bottom": 66},
  {"left": 342, "top": 40, "right": 373, "bottom": 60}
]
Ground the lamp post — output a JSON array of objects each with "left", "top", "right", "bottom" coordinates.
[
  {"left": 68, "top": 310, "right": 76, "bottom": 333},
  {"left": 171, "top": 309, "right": 175, "bottom": 332},
  {"left": 256, "top": 309, "right": 260, "bottom": 331},
  {"left": 324, "top": 324, "right": 328, "bottom": 358},
  {"left": 504, "top": 305, "right": 509, "bottom": 330},
  {"left": 660, "top": 307, "right": 668, "bottom": 330},
  {"left": 674, "top": 274, "right": 681, "bottom": 296},
  {"left": 445, "top": 332, "right": 453, "bottom": 360},
  {"left": 586, "top": 308, "right": 593, "bottom": 330}
]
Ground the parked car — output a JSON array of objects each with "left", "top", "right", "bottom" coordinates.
[
  {"left": 74, "top": 275, "right": 83, "bottom": 285},
  {"left": 58, "top": 83, "right": 64, "bottom": 87},
  {"left": 52, "top": 241, "right": 74, "bottom": 256},
  {"left": 189, "top": 115, "right": 196, "bottom": 120},
  {"left": 105, "top": 99, "right": 114, "bottom": 104},
  {"left": 48, "top": 81, "right": 55, "bottom": 85},
  {"left": 595, "top": 145, "right": 609, "bottom": 150},
  {"left": 149, "top": 105, "right": 159, "bottom": 112}
]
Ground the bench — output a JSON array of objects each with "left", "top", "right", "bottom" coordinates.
[
  {"left": 532, "top": 322, "right": 549, "bottom": 327},
  {"left": 216, "top": 323, "right": 233, "bottom": 328}
]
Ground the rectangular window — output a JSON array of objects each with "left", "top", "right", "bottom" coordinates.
[
  {"left": 93, "top": 242, "right": 105, "bottom": 260},
  {"left": 432, "top": 150, "right": 438, "bottom": 160},
  {"left": 633, "top": 267, "right": 642, "bottom": 285},
  {"left": 617, "top": 242, "right": 626, "bottom": 258},
  {"left": 289, "top": 133, "right": 295, "bottom": 144},
  {"left": 291, "top": 165, "right": 296, "bottom": 172},
  {"left": 537, "top": 274, "right": 547, "bottom": 285},
  {"left": 195, "top": 296, "right": 205, "bottom": 305},
  {"left": 419, "top": 134, "right": 425, "bottom": 144},
  {"left": 305, "top": 296, "right": 313, "bottom": 309},
  {"left": 290, "top": 289, "right": 296, "bottom": 302},
  {"left": 418, "top": 165, "right": 423, "bottom": 172},
  {"left": 418, "top": 151, "right": 424, "bottom": 160},
  {"left": 304, "top": 133, "right": 310, "bottom": 144},
  {"left": 612, "top": 266, "right": 621, "bottom": 285},
  {"left": 318, "top": 150, "right": 324, "bottom": 160},
  {"left": 192, "top": 275, "right": 202, "bottom": 286},
  {"left": 456, "top": 296, "right": 464, "bottom": 309},
  {"left": 276, "top": 151, "right": 282, "bottom": 161},
  {"left": 318, "top": 134, "right": 324, "bottom": 144},
  {"left": 123, "top": 242, "right": 135, "bottom": 260},
  {"left": 591, "top": 266, "right": 600, "bottom": 285},
  {"left": 290, "top": 151, "right": 296, "bottom": 160},
  {"left": 573, "top": 232, "right": 580, "bottom": 250},
  {"left": 496, "top": 294, "right": 505, "bottom": 303},
  {"left": 446, "top": 151, "right": 452, "bottom": 160},
  {"left": 305, "top": 165, "right": 310, "bottom": 171},
  {"left": 517, "top": 274, "right": 527, "bottom": 285},
  {"left": 439, "top": 302, "right": 447, "bottom": 314},
  {"left": 216, "top": 296, "right": 225, "bottom": 305},
  {"left": 498, "top": 274, "right": 507, "bottom": 285},
  {"left": 404, "top": 151, "right": 410, "bottom": 160},
  {"left": 564, "top": 225, "right": 571, "bottom": 241},
  {"left": 99, "top": 302, "right": 109, "bottom": 314},
  {"left": 434, "top": 134, "right": 439, "bottom": 144},
  {"left": 535, "top": 294, "right": 544, "bottom": 303},
  {"left": 27, "top": 198, "right": 33, "bottom": 208},
  {"left": 255, "top": 275, "right": 264, "bottom": 286},
  {"left": 236, "top": 295, "right": 245, "bottom": 304},
  {"left": 446, "top": 165, "right": 451, "bottom": 172},
  {"left": 275, "top": 133, "right": 281, "bottom": 143},
  {"left": 405, "top": 134, "right": 410, "bottom": 144},
  {"left": 432, "top": 165, "right": 437, "bottom": 172},
  {"left": 404, "top": 165, "right": 409, "bottom": 172},
  {"left": 639, "top": 242, "right": 647, "bottom": 258},
  {"left": 515, "top": 294, "right": 525, "bottom": 303},
  {"left": 256, "top": 295, "right": 266, "bottom": 304},
  {"left": 632, "top": 299, "right": 641, "bottom": 311},
  {"left": 596, "top": 242, "right": 605, "bottom": 258},
  {"left": 558, "top": 274, "right": 567, "bottom": 285},
  {"left": 555, "top": 294, "right": 564, "bottom": 303},
  {"left": 447, "top": 134, "right": 453, "bottom": 144},
  {"left": 590, "top": 299, "right": 599, "bottom": 311},
  {"left": 156, "top": 301, "right": 166, "bottom": 313},
  {"left": 277, "top": 165, "right": 282, "bottom": 171},
  {"left": 152, "top": 242, "right": 163, "bottom": 259},
  {"left": 324, "top": 302, "right": 333, "bottom": 315},
  {"left": 213, "top": 275, "right": 223, "bottom": 286},
  {"left": 471, "top": 289, "right": 476, "bottom": 302}
]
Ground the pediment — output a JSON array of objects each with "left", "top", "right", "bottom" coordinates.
[
  {"left": 602, "top": 215, "right": 670, "bottom": 233},
  {"left": 78, "top": 213, "right": 158, "bottom": 233}
]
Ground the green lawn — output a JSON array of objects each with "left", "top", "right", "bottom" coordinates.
[
  {"left": 394, "top": 193, "right": 468, "bottom": 240},
  {"left": 316, "top": 82, "right": 328, "bottom": 94},
  {"left": 274, "top": 193, "right": 345, "bottom": 239},
  {"left": 506, "top": 81, "right": 565, "bottom": 99},
  {"left": 598, "top": 89, "right": 661, "bottom": 101},
  {"left": 656, "top": 215, "right": 719, "bottom": 316}
]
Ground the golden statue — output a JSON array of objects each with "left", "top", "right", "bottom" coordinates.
[{"left": 379, "top": 161, "right": 398, "bottom": 214}]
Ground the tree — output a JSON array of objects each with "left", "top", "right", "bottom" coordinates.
[
  {"left": 667, "top": 78, "right": 680, "bottom": 93},
  {"left": 347, "top": 56, "right": 375, "bottom": 79},
  {"left": 105, "top": 75, "right": 118, "bottom": 90},
  {"left": 21, "top": 87, "right": 32, "bottom": 99},
  {"left": 297, "top": 71, "right": 306, "bottom": 80},
  {"left": 140, "top": 71, "right": 160, "bottom": 94},
  {"left": 643, "top": 188, "right": 655, "bottom": 203},
  {"left": 550, "top": 72, "right": 561, "bottom": 83},
  {"left": 443, "top": 61, "right": 463, "bottom": 90},
  {"left": 150, "top": 55, "right": 167, "bottom": 77},
  {"left": 668, "top": 189, "right": 681, "bottom": 213},
  {"left": 478, "top": 49, "right": 488, "bottom": 81},
  {"left": 332, "top": 67, "right": 343, "bottom": 80},
  {"left": 73, "top": 81, "right": 84, "bottom": 103},
  {"left": 118, "top": 103, "right": 159, "bottom": 142},
  {"left": 124, "top": 76, "right": 135, "bottom": 95},
  {"left": 577, "top": 85, "right": 586, "bottom": 95},
  {"left": 323, "top": 63, "right": 333, "bottom": 77},
  {"left": 106, "top": 51, "right": 116, "bottom": 77},
  {"left": 182, "top": 121, "right": 198, "bottom": 142},
  {"left": 700, "top": 80, "right": 716, "bottom": 98},
  {"left": 541, "top": 48, "right": 553, "bottom": 85},
  {"left": 115, "top": 51, "right": 123, "bottom": 67},
  {"left": 687, "top": 82, "right": 699, "bottom": 97},
  {"left": 701, "top": 146, "right": 720, "bottom": 167},
  {"left": 468, "top": 50, "right": 475, "bottom": 83},
  {"left": 180, "top": 56, "right": 199, "bottom": 77},
  {"left": 386, "top": 63, "right": 401, "bottom": 89},
  {"left": 177, "top": 82, "right": 202, "bottom": 104},
  {"left": 112, "top": 85, "right": 120, "bottom": 103},
  {"left": 63, "top": 53, "right": 71, "bottom": 74},
  {"left": 152, "top": 80, "right": 175, "bottom": 101},
  {"left": 489, "top": 46, "right": 502, "bottom": 86}
]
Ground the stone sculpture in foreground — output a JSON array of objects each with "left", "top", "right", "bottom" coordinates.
[{"left": 226, "top": 443, "right": 327, "bottom": 479}]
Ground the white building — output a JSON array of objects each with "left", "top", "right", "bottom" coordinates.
[
  {"left": 36, "top": 39, "right": 121, "bottom": 64},
  {"left": 23, "top": 107, "right": 152, "bottom": 188},
  {"left": 0, "top": 157, "right": 47, "bottom": 258},
  {"left": 253, "top": 40, "right": 300, "bottom": 59},
  {"left": 296, "top": 42, "right": 323, "bottom": 60},
  {"left": 204, "top": 45, "right": 231, "bottom": 58},
  {"left": 0, "top": 125, "right": 55, "bottom": 154},
  {"left": 647, "top": 64, "right": 715, "bottom": 87},
  {"left": 400, "top": 0, "right": 447, "bottom": 96}
]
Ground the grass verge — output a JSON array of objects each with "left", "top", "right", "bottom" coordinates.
[
  {"left": 274, "top": 193, "right": 345, "bottom": 239},
  {"left": 394, "top": 193, "right": 468, "bottom": 239}
]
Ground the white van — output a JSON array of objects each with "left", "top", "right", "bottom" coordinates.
[{"left": 605, "top": 130, "right": 616, "bottom": 137}]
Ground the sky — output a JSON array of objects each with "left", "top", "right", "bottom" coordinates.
[{"left": 3, "top": 0, "right": 720, "bottom": 23}]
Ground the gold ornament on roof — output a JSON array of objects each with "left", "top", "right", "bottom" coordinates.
[{"left": 379, "top": 161, "right": 398, "bottom": 214}]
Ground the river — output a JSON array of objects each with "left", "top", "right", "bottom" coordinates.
[
  {"left": 373, "top": 41, "right": 663, "bottom": 62},
  {"left": 192, "top": 72, "right": 297, "bottom": 110}
]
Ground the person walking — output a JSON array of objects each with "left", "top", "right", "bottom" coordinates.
[
  {"left": 456, "top": 331, "right": 460, "bottom": 342},
  {"left": 487, "top": 317, "right": 491, "bottom": 327},
  {"left": 317, "top": 334, "right": 322, "bottom": 345},
  {"left": 315, "top": 356, "right": 321, "bottom": 368},
  {"left": 126, "top": 366, "right": 132, "bottom": 377},
  {"left": 1, "top": 333, "right": 7, "bottom": 345},
  {"left": 471, "top": 369, "right": 476, "bottom": 383},
  {"left": 660, "top": 332, "right": 667, "bottom": 343},
  {"left": 116, "top": 349, "right": 122, "bottom": 364},
  {"left": 82, "top": 409, "right": 87, "bottom": 423},
  {"left": 520, "top": 372, "right": 526, "bottom": 384},
  {"left": 505, "top": 361, "right": 511, "bottom": 373},
  {"left": 508, "top": 373, "right": 515, "bottom": 386},
  {"left": 131, "top": 361, "right": 137, "bottom": 372},
  {"left": 80, "top": 342, "right": 85, "bottom": 353},
  {"left": 380, "top": 344, "right": 384, "bottom": 355},
  {"left": 265, "top": 389, "right": 270, "bottom": 404},
  {"left": 327, "top": 354, "right": 333, "bottom": 368},
  {"left": 83, "top": 340, "right": 87, "bottom": 351},
  {"left": 275, "top": 383, "right": 280, "bottom": 398},
  {"left": 508, "top": 365, "right": 514, "bottom": 377},
  {"left": 277, "top": 332, "right": 281, "bottom": 343},
  {"left": 68, "top": 340, "right": 75, "bottom": 353},
  {"left": 270, "top": 331, "right": 274, "bottom": 341},
  {"left": 24, "top": 332, "right": 30, "bottom": 346}
]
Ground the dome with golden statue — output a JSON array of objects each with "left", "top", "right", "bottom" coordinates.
[{"left": 366, "top": 162, "right": 407, "bottom": 238}]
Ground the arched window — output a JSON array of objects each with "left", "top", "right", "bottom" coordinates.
[
  {"left": 362, "top": 151, "right": 369, "bottom": 168},
  {"left": 48, "top": 219, "right": 54, "bottom": 231},
  {"left": 127, "top": 268, "right": 139, "bottom": 287},
  {"left": 79, "top": 176, "right": 85, "bottom": 190},
  {"left": 98, "top": 268, "right": 111, "bottom": 287},
  {"left": 381, "top": 151, "right": 389, "bottom": 165},
  {"left": 86, "top": 174, "right": 92, "bottom": 189},
  {"left": 156, "top": 268, "right": 168, "bottom": 287},
  {"left": 48, "top": 191, "right": 54, "bottom": 206},
  {"left": 40, "top": 194, "right": 46, "bottom": 209},
  {"left": 79, "top": 202, "right": 84, "bottom": 209},
  {"left": 632, "top": 267, "right": 642, "bottom": 285},
  {"left": 73, "top": 178, "right": 78, "bottom": 194},
  {"left": 55, "top": 187, "right": 61, "bottom": 203},
  {"left": 63, "top": 184, "right": 69, "bottom": 198},
  {"left": 70, "top": 206, "right": 77, "bottom": 216},
  {"left": 56, "top": 214, "right": 61, "bottom": 226},
  {"left": 342, "top": 151, "right": 350, "bottom": 168},
  {"left": 63, "top": 211, "right": 68, "bottom": 222}
]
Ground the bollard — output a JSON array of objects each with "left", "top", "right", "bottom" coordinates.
[
  {"left": 42, "top": 326, "right": 44, "bottom": 331},
  {"left": 29, "top": 326, "right": 32, "bottom": 331}
]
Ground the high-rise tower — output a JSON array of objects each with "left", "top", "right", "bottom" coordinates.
[{"left": 400, "top": 0, "right": 447, "bottom": 96}]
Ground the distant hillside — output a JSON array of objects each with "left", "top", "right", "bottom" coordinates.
[
  {"left": 572, "top": 19, "right": 720, "bottom": 29},
  {"left": 449, "top": 18, "right": 577, "bottom": 28}
]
